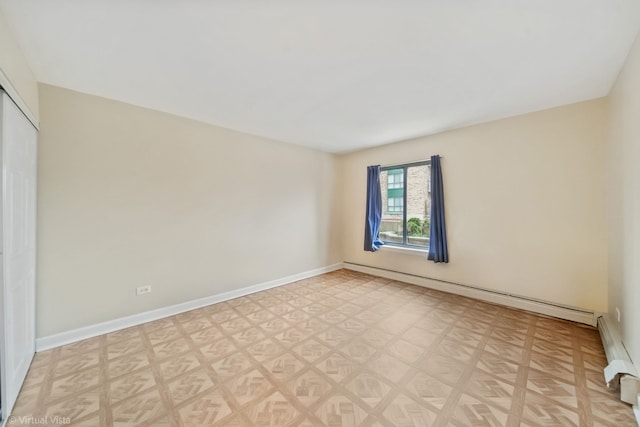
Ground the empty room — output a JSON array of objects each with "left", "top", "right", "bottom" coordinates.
[{"left": 0, "top": 0, "right": 639, "bottom": 426}]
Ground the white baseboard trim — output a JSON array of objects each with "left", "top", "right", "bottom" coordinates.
[
  {"left": 36, "top": 263, "right": 344, "bottom": 352},
  {"left": 344, "top": 262, "right": 597, "bottom": 326}
]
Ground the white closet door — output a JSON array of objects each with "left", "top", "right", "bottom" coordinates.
[{"left": 0, "top": 91, "right": 37, "bottom": 418}]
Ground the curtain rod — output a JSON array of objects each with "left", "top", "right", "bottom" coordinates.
[{"left": 378, "top": 156, "right": 443, "bottom": 168}]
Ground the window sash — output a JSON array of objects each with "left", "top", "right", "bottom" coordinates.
[{"left": 381, "top": 160, "right": 430, "bottom": 248}]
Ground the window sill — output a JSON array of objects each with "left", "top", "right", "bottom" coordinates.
[{"left": 379, "top": 244, "right": 428, "bottom": 257}]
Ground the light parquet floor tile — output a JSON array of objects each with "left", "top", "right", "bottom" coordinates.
[
  {"left": 381, "top": 392, "right": 438, "bottom": 427},
  {"left": 449, "top": 393, "right": 509, "bottom": 427},
  {"left": 109, "top": 368, "right": 158, "bottom": 404},
  {"left": 287, "top": 368, "right": 333, "bottom": 406},
  {"left": 178, "top": 388, "right": 233, "bottom": 426},
  {"left": 8, "top": 270, "right": 633, "bottom": 426},
  {"left": 245, "top": 391, "right": 301, "bottom": 427},
  {"left": 315, "top": 393, "right": 369, "bottom": 427}
]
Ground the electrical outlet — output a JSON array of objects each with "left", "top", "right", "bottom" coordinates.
[
  {"left": 136, "top": 285, "right": 151, "bottom": 296},
  {"left": 616, "top": 307, "right": 621, "bottom": 322}
]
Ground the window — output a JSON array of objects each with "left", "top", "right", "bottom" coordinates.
[
  {"left": 387, "top": 169, "right": 404, "bottom": 189},
  {"left": 379, "top": 161, "right": 431, "bottom": 248},
  {"left": 387, "top": 197, "right": 403, "bottom": 212}
]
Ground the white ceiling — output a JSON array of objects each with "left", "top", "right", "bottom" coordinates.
[{"left": 1, "top": 1, "right": 639, "bottom": 153}]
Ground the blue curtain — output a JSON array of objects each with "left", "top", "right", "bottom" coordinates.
[
  {"left": 428, "top": 155, "right": 449, "bottom": 263},
  {"left": 364, "top": 165, "right": 384, "bottom": 252}
]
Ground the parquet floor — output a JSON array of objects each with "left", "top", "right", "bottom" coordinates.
[{"left": 8, "top": 269, "right": 636, "bottom": 426}]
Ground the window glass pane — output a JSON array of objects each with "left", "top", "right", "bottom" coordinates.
[
  {"left": 405, "top": 165, "right": 430, "bottom": 247},
  {"left": 378, "top": 163, "right": 431, "bottom": 248},
  {"left": 387, "top": 197, "right": 403, "bottom": 212},
  {"left": 379, "top": 169, "right": 404, "bottom": 244},
  {"left": 387, "top": 169, "right": 403, "bottom": 189}
]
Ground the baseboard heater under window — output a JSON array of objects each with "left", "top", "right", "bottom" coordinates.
[{"left": 597, "top": 315, "right": 640, "bottom": 421}]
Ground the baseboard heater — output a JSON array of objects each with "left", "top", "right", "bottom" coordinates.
[
  {"left": 343, "top": 262, "right": 597, "bottom": 325},
  {"left": 597, "top": 315, "right": 640, "bottom": 420}
]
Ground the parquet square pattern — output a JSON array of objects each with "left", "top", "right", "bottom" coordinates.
[{"left": 8, "top": 270, "right": 636, "bottom": 426}]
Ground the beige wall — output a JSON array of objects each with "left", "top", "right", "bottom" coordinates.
[
  {"left": 37, "top": 84, "right": 341, "bottom": 337},
  {"left": 340, "top": 99, "right": 608, "bottom": 312},
  {"left": 608, "top": 31, "right": 640, "bottom": 367},
  {"left": 0, "top": 8, "right": 38, "bottom": 122}
]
